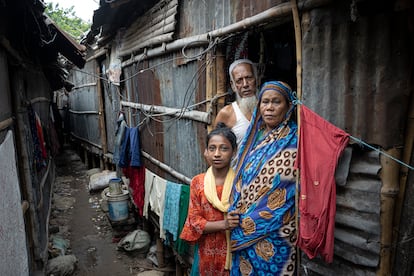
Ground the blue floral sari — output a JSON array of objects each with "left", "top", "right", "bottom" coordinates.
[{"left": 229, "top": 83, "right": 298, "bottom": 276}]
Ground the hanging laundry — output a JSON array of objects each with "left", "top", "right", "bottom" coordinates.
[
  {"left": 113, "top": 114, "right": 127, "bottom": 166},
  {"left": 143, "top": 169, "right": 155, "bottom": 218},
  {"left": 163, "top": 181, "right": 183, "bottom": 241},
  {"left": 296, "top": 105, "right": 349, "bottom": 263},
  {"left": 122, "top": 166, "right": 145, "bottom": 217},
  {"left": 119, "top": 126, "right": 142, "bottom": 168},
  {"left": 35, "top": 112, "right": 47, "bottom": 160},
  {"left": 150, "top": 175, "right": 167, "bottom": 239},
  {"left": 27, "top": 105, "right": 47, "bottom": 171},
  {"left": 175, "top": 184, "right": 190, "bottom": 255}
]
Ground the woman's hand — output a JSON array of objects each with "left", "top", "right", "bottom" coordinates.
[{"left": 225, "top": 211, "right": 240, "bottom": 230}]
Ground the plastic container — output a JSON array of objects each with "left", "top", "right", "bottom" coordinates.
[
  {"left": 106, "top": 190, "right": 129, "bottom": 221},
  {"left": 108, "top": 177, "right": 123, "bottom": 195}
]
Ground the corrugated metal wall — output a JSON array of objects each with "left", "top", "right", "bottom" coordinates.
[
  {"left": 101, "top": 58, "right": 119, "bottom": 156},
  {"left": 299, "top": 2, "right": 412, "bottom": 275},
  {"left": 122, "top": 54, "right": 207, "bottom": 180},
  {"left": 0, "top": 49, "right": 30, "bottom": 276},
  {"left": 72, "top": 0, "right": 413, "bottom": 274},
  {"left": 69, "top": 60, "right": 101, "bottom": 148},
  {"left": 302, "top": 1, "right": 411, "bottom": 148}
]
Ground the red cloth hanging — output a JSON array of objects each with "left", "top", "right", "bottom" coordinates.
[
  {"left": 296, "top": 105, "right": 349, "bottom": 263},
  {"left": 123, "top": 166, "right": 145, "bottom": 217}
]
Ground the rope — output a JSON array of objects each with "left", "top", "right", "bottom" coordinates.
[{"left": 349, "top": 135, "right": 414, "bottom": 170}]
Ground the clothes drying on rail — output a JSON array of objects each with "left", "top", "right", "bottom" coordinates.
[
  {"left": 28, "top": 105, "right": 47, "bottom": 171},
  {"left": 163, "top": 181, "right": 190, "bottom": 254},
  {"left": 143, "top": 169, "right": 167, "bottom": 239},
  {"left": 163, "top": 181, "right": 182, "bottom": 241},
  {"left": 119, "top": 126, "right": 142, "bottom": 168},
  {"left": 122, "top": 165, "right": 145, "bottom": 217},
  {"left": 113, "top": 115, "right": 127, "bottom": 166}
]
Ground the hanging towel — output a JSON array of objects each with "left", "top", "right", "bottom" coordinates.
[
  {"left": 163, "top": 181, "right": 182, "bottom": 241},
  {"left": 143, "top": 169, "right": 155, "bottom": 218},
  {"left": 149, "top": 175, "right": 167, "bottom": 239},
  {"left": 175, "top": 184, "right": 190, "bottom": 255},
  {"left": 296, "top": 105, "right": 349, "bottom": 263}
]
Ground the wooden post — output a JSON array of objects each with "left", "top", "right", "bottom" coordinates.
[
  {"left": 390, "top": 76, "right": 414, "bottom": 270},
  {"left": 84, "top": 149, "right": 89, "bottom": 168},
  {"left": 206, "top": 50, "right": 216, "bottom": 132},
  {"left": 96, "top": 65, "right": 108, "bottom": 170},
  {"left": 291, "top": 1, "right": 302, "bottom": 274},
  {"left": 378, "top": 148, "right": 401, "bottom": 275},
  {"left": 214, "top": 48, "right": 226, "bottom": 124},
  {"left": 156, "top": 236, "right": 165, "bottom": 268}
]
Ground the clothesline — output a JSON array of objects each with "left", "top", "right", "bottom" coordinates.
[{"left": 349, "top": 135, "right": 414, "bottom": 170}]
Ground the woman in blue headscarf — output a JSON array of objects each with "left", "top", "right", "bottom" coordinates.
[{"left": 226, "top": 81, "right": 298, "bottom": 275}]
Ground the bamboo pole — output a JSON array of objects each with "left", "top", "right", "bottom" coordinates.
[
  {"left": 125, "top": 0, "right": 178, "bottom": 38},
  {"left": 14, "top": 98, "right": 41, "bottom": 262},
  {"left": 21, "top": 200, "right": 29, "bottom": 214},
  {"left": 119, "top": 32, "right": 175, "bottom": 57},
  {"left": 120, "top": 100, "right": 210, "bottom": 123},
  {"left": 72, "top": 82, "right": 96, "bottom": 90},
  {"left": 70, "top": 131, "right": 103, "bottom": 149},
  {"left": 0, "top": 117, "right": 13, "bottom": 131},
  {"left": 69, "top": 110, "right": 99, "bottom": 115},
  {"left": 30, "top": 97, "right": 50, "bottom": 104},
  {"left": 125, "top": 7, "right": 177, "bottom": 40},
  {"left": 291, "top": 0, "right": 302, "bottom": 274},
  {"left": 390, "top": 69, "right": 414, "bottom": 271},
  {"left": 141, "top": 150, "right": 191, "bottom": 184},
  {"left": 378, "top": 148, "right": 401, "bottom": 276}
]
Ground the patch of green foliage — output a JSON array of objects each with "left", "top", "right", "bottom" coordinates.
[{"left": 45, "top": 2, "right": 91, "bottom": 41}]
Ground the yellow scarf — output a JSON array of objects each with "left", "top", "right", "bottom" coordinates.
[{"left": 204, "top": 166, "right": 235, "bottom": 270}]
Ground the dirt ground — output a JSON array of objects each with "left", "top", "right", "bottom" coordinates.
[{"left": 48, "top": 144, "right": 175, "bottom": 276}]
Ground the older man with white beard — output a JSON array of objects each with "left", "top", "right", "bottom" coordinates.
[{"left": 214, "top": 59, "right": 258, "bottom": 147}]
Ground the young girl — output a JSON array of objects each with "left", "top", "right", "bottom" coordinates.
[{"left": 180, "top": 123, "right": 238, "bottom": 275}]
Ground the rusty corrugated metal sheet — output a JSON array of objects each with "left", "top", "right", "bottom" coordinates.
[
  {"left": 178, "top": 0, "right": 285, "bottom": 38},
  {"left": 301, "top": 1, "right": 411, "bottom": 148},
  {"left": 123, "top": 54, "right": 207, "bottom": 180},
  {"left": 298, "top": 2, "right": 412, "bottom": 274}
]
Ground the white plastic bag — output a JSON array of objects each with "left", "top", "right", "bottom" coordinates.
[{"left": 88, "top": 170, "right": 117, "bottom": 192}]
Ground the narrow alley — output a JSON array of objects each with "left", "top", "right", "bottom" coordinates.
[{"left": 48, "top": 143, "right": 174, "bottom": 276}]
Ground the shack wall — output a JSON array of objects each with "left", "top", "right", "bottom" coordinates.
[{"left": 71, "top": 0, "right": 414, "bottom": 274}]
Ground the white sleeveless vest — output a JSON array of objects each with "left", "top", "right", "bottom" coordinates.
[{"left": 231, "top": 101, "right": 250, "bottom": 146}]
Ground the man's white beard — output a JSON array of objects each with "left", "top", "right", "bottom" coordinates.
[{"left": 236, "top": 94, "right": 257, "bottom": 115}]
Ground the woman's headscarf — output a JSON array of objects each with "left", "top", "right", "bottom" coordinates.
[{"left": 234, "top": 81, "right": 296, "bottom": 171}]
